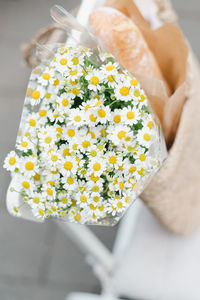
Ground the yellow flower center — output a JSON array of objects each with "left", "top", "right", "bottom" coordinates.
[
  {"left": 63, "top": 148, "right": 70, "bottom": 156},
  {"left": 91, "top": 76, "right": 99, "bottom": 85},
  {"left": 32, "top": 90, "right": 40, "bottom": 100},
  {"left": 29, "top": 119, "right": 36, "bottom": 127},
  {"left": 97, "top": 145, "right": 103, "bottom": 151},
  {"left": 139, "top": 95, "right": 145, "bottom": 102},
  {"left": 72, "top": 144, "right": 78, "bottom": 150},
  {"left": 98, "top": 109, "right": 106, "bottom": 118},
  {"left": 109, "top": 156, "right": 117, "bottom": 164},
  {"left": 61, "top": 197, "right": 68, "bottom": 204},
  {"left": 134, "top": 90, "right": 140, "bottom": 97},
  {"left": 89, "top": 131, "right": 95, "bottom": 139},
  {"left": 98, "top": 205, "right": 104, "bottom": 211},
  {"left": 38, "top": 209, "right": 44, "bottom": 216},
  {"left": 33, "top": 173, "right": 40, "bottom": 181},
  {"left": 9, "top": 157, "right": 16, "bottom": 165},
  {"left": 18, "top": 140, "right": 27, "bottom": 153},
  {"left": 117, "top": 202, "right": 123, "bottom": 208},
  {"left": 72, "top": 57, "right": 79, "bottom": 65},
  {"left": 67, "top": 129, "right": 75, "bottom": 137},
  {"left": 64, "top": 161, "right": 73, "bottom": 170},
  {"left": 62, "top": 98, "right": 69, "bottom": 107},
  {"left": 127, "top": 112, "right": 135, "bottom": 120},
  {"left": 56, "top": 127, "right": 63, "bottom": 134},
  {"left": 90, "top": 150, "right": 97, "bottom": 157},
  {"left": 39, "top": 110, "right": 47, "bottom": 117},
  {"left": 45, "top": 137, "right": 52, "bottom": 144},
  {"left": 147, "top": 121, "right": 153, "bottom": 129},
  {"left": 53, "top": 79, "right": 59, "bottom": 86},
  {"left": 60, "top": 58, "right": 67, "bottom": 65},
  {"left": 107, "top": 75, "right": 115, "bottom": 82},
  {"left": 25, "top": 162, "right": 34, "bottom": 171},
  {"left": 47, "top": 180, "right": 55, "bottom": 186},
  {"left": 138, "top": 168, "right": 144, "bottom": 175},
  {"left": 33, "top": 197, "right": 40, "bottom": 204},
  {"left": 120, "top": 87, "right": 129, "bottom": 96},
  {"left": 42, "top": 72, "right": 51, "bottom": 80},
  {"left": 51, "top": 155, "right": 58, "bottom": 162},
  {"left": 82, "top": 141, "right": 91, "bottom": 148},
  {"left": 90, "top": 173, "right": 100, "bottom": 182},
  {"left": 52, "top": 206, "right": 57, "bottom": 211},
  {"left": 113, "top": 115, "right": 121, "bottom": 123},
  {"left": 72, "top": 88, "right": 79, "bottom": 95},
  {"left": 117, "top": 130, "right": 126, "bottom": 140},
  {"left": 74, "top": 115, "right": 81, "bottom": 122},
  {"left": 89, "top": 114, "right": 97, "bottom": 122},
  {"left": 80, "top": 196, "right": 87, "bottom": 203},
  {"left": 69, "top": 70, "right": 78, "bottom": 75},
  {"left": 22, "top": 181, "right": 30, "bottom": 189},
  {"left": 93, "top": 163, "right": 101, "bottom": 171},
  {"left": 89, "top": 204, "right": 96, "bottom": 210},
  {"left": 119, "top": 182, "right": 124, "bottom": 190},
  {"left": 129, "top": 166, "right": 137, "bottom": 173},
  {"left": 106, "top": 65, "right": 115, "bottom": 71},
  {"left": 45, "top": 92, "right": 51, "bottom": 99},
  {"left": 92, "top": 186, "right": 99, "bottom": 192},
  {"left": 139, "top": 154, "right": 146, "bottom": 161},
  {"left": 143, "top": 133, "right": 151, "bottom": 141},
  {"left": 13, "top": 206, "right": 19, "bottom": 213},
  {"left": 130, "top": 79, "right": 138, "bottom": 86},
  {"left": 94, "top": 196, "right": 100, "bottom": 203},
  {"left": 46, "top": 188, "right": 53, "bottom": 195},
  {"left": 74, "top": 213, "right": 81, "bottom": 222},
  {"left": 67, "top": 177, "right": 74, "bottom": 184}
]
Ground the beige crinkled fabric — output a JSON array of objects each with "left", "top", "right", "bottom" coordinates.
[{"left": 141, "top": 50, "right": 200, "bottom": 235}]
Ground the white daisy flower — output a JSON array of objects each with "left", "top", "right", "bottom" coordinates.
[
  {"left": 16, "top": 137, "right": 34, "bottom": 153},
  {"left": 68, "top": 207, "right": 86, "bottom": 224},
  {"left": 115, "top": 82, "right": 133, "bottom": 101},
  {"left": 32, "top": 204, "right": 46, "bottom": 219},
  {"left": 96, "top": 106, "right": 111, "bottom": 124},
  {"left": 61, "top": 175, "right": 77, "bottom": 191},
  {"left": 60, "top": 156, "right": 78, "bottom": 176},
  {"left": 76, "top": 191, "right": 90, "bottom": 208},
  {"left": 56, "top": 93, "right": 72, "bottom": 111},
  {"left": 38, "top": 69, "right": 54, "bottom": 86},
  {"left": 4, "top": 151, "right": 19, "bottom": 172},
  {"left": 17, "top": 176, "right": 34, "bottom": 194},
  {"left": 137, "top": 127, "right": 154, "bottom": 147},
  {"left": 38, "top": 127, "right": 57, "bottom": 149},
  {"left": 107, "top": 125, "right": 131, "bottom": 146},
  {"left": 28, "top": 192, "right": 43, "bottom": 209},
  {"left": 42, "top": 183, "right": 56, "bottom": 201},
  {"left": 85, "top": 71, "right": 103, "bottom": 92},
  {"left": 88, "top": 157, "right": 106, "bottom": 176},
  {"left": 30, "top": 67, "right": 43, "bottom": 81},
  {"left": 68, "top": 109, "right": 85, "bottom": 126},
  {"left": 28, "top": 85, "right": 45, "bottom": 106},
  {"left": 57, "top": 191, "right": 71, "bottom": 208},
  {"left": 122, "top": 106, "right": 141, "bottom": 125},
  {"left": 21, "top": 156, "right": 38, "bottom": 178},
  {"left": 45, "top": 149, "right": 62, "bottom": 171}
]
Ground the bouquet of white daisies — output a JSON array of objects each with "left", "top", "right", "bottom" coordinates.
[{"left": 4, "top": 44, "right": 164, "bottom": 225}]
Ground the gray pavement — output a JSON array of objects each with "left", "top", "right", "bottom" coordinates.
[{"left": 0, "top": 0, "right": 200, "bottom": 299}]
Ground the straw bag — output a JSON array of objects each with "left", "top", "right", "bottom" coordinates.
[{"left": 22, "top": 0, "right": 200, "bottom": 235}]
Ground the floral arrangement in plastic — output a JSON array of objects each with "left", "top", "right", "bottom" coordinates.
[{"left": 4, "top": 44, "right": 163, "bottom": 225}]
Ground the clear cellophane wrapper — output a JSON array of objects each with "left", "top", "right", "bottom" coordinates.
[{"left": 12, "top": 0, "right": 200, "bottom": 233}]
